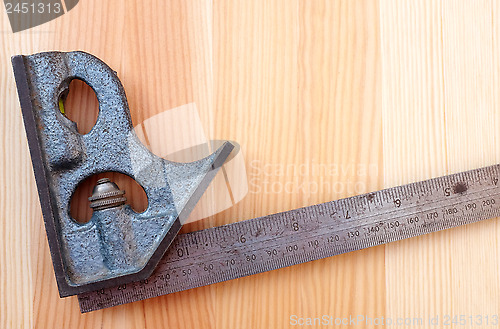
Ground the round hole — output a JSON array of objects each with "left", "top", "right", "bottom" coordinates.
[
  {"left": 60, "top": 79, "right": 99, "bottom": 135},
  {"left": 70, "top": 172, "right": 148, "bottom": 224}
]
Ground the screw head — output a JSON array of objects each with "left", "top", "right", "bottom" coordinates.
[{"left": 89, "top": 178, "right": 126, "bottom": 211}]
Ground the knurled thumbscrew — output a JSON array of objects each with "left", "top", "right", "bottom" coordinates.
[{"left": 89, "top": 178, "right": 127, "bottom": 211}]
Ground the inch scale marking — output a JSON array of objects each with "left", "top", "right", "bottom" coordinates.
[{"left": 79, "top": 164, "right": 500, "bottom": 312}]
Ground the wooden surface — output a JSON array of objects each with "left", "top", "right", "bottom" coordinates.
[{"left": 2, "top": 0, "right": 500, "bottom": 328}]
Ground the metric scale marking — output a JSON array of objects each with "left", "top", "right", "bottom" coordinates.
[{"left": 79, "top": 164, "right": 500, "bottom": 312}]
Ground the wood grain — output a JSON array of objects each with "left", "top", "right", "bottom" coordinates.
[
  {"left": 0, "top": 0, "right": 498, "bottom": 328},
  {"left": 381, "top": 2, "right": 500, "bottom": 328}
]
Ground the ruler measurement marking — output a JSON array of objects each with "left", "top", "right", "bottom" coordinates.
[
  {"left": 81, "top": 205, "right": 500, "bottom": 313},
  {"left": 79, "top": 164, "right": 500, "bottom": 312},
  {"left": 163, "top": 187, "right": 498, "bottom": 266}
]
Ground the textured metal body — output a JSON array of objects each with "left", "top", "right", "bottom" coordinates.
[
  {"left": 12, "top": 51, "right": 234, "bottom": 297},
  {"left": 79, "top": 163, "right": 500, "bottom": 312}
]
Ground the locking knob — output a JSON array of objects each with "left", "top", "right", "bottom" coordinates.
[{"left": 89, "top": 178, "right": 126, "bottom": 211}]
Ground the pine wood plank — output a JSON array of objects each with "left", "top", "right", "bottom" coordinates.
[
  {"left": 3, "top": 1, "right": 499, "bottom": 328},
  {"left": 1, "top": 0, "right": 379, "bottom": 328},
  {"left": 381, "top": 1, "right": 500, "bottom": 327},
  {"left": 211, "top": 2, "right": 383, "bottom": 329}
]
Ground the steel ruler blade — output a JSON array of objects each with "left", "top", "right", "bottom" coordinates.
[{"left": 78, "top": 164, "right": 500, "bottom": 312}]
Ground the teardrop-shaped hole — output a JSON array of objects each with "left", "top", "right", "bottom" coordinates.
[
  {"left": 70, "top": 172, "right": 148, "bottom": 223},
  {"left": 59, "top": 79, "right": 99, "bottom": 135}
]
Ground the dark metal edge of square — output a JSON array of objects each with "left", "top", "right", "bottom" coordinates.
[{"left": 11, "top": 55, "right": 72, "bottom": 296}]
